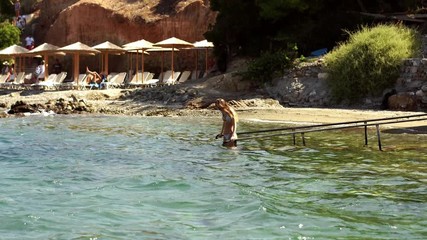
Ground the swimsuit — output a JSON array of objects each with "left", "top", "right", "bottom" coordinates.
[{"left": 221, "top": 111, "right": 237, "bottom": 145}]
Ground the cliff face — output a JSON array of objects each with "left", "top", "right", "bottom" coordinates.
[
  {"left": 28, "top": 0, "right": 216, "bottom": 73},
  {"left": 34, "top": 0, "right": 216, "bottom": 46}
]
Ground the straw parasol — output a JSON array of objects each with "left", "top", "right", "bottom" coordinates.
[
  {"left": 123, "top": 39, "right": 153, "bottom": 81},
  {"left": 93, "top": 41, "right": 125, "bottom": 75},
  {"left": 153, "top": 37, "right": 194, "bottom": 79},
  {"left": 58, "top": 42, "right": 100, "bottom": 86},
  {"left": 0, "top": 44, "right": 29, "bottom": 74},
  {"left": 193, "top": 40, "right": 214, "bottom": 77},
  {"left": 29, "top": 43, "right": 63, "bottom": 80}
]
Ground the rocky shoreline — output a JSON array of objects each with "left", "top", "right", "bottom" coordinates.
[{"left": 1, "top": 86, "right": 426, "bottom": 130}]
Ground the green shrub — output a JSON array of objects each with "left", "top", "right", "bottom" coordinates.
[
  {"left": 0, "top": 20, "right": 21, "bottom": 49},
  {"left": 324, "top": 24, "right": 421, "bottom": 102},
  {"left": 240, "top": 44, "right": 298, "bottom": 84}
]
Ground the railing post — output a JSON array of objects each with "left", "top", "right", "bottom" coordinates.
[
  {"left": 292, "top": 128, "right": 296, "bottom": 145},
  {"left": 376, "top": 124, "right": 382, "bottom": 151},
  {"left": 364, "top": 121, "right": 368, "bottom": 146},
  {"left": 301, "top": 132, "right": 306, "bottom": 146}
]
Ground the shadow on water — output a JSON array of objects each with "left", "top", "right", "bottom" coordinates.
[{"left": 382, "top": 125, "right": 427, "bottom": 134}]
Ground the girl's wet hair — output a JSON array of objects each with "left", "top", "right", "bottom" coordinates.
[{"left": 216, "top": 98, "right": 226, "bottom": 107}]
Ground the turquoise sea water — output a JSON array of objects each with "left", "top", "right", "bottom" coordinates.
[{"left": 0, "top": 115, "right": 426, "bottom": 239}]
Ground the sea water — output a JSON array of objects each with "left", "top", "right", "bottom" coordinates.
[{"left": 0, "top": 115, "right": 426, "bottom": 239}]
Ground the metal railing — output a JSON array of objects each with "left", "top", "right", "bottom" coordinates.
[{"left": 237, "top": 113, "right": 427, "bottom": 151}]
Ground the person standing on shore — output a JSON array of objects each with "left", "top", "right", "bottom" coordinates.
[
  {"left": 24, "top": 35, "right": 35, "bottom": 50},
  {"left": 14, "top": 0, "right": 21, "bottom": 17},
  {"left": 215, "top": 98, "right": 238, "bottom": 148}
]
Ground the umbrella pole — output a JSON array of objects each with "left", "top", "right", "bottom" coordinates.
[
  {"left": 105, "top": 53, "right": 109, "bottom": 74},
  {"left": 161, "top": 52, "right": 164, "bottom": 81},
  {"left": 136, "top": 51, "right": 139, "bottom": 82},
  {"left": 205, "top": 48, "right": 208, "bottom": 74},
  {"left": 195, "top": 50, "right": 198, "bottom": 79},
  {"left": 14, "top": 57, "right": 17, "bottom": 75},
  {"left": 74, "top": 54, "right": 80, "bottom": 88},
  {"left": 142, "top": 50, "right": 144, "bottom": 81},
  {"left": 44, "top": 54, "right": 49, "bottom": 81},
  {"left": 171, "top": 48, "right": 174, "bottom": 79}
]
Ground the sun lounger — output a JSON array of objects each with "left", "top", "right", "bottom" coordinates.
[
  {"left": 53, "top": 72, "right": 68, "bottom": 90},
  {"left": 163, "top": 71, "right": 181, "bottom": 85},
  {"left": 191, "top": 70, "right": 200, "bottom": 80},
  {"left": 31, "top": 74, "right": 57, "bottom": 90},
  {"left": 0, "top": 74, "right": 9, "bottom": 88},
  {"left": 125, "top": 71, "right": 142, "bottom": 88},
  {"left": 5, "top": 72, "right": 25, "bottom": 89},
  {"left": 103, "top": 72, "right": 127, "bottom": 89},
  {"left": 141, "top": 73, "right": 158, "bottom": 87},
  {"left": 128, "top": 72, "right": 151, "bottom": 88},
  {"left": 59, "top": 74, "right": 88, "bottom": 90},
  {"left": 177, "top": 70, "right": 191, "bottom": 84},
  {"left": 99, "top": 72, "right": 117, "bottom": 89}
]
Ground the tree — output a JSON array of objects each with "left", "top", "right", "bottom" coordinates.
[
  {"left": 0, "top": 21, "right": 21, "bottom": 49},
  {"left": 206, "top": 0, "right": 421, "bottom": 71}
]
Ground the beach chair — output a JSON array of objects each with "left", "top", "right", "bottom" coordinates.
[
  {"left": 191, "top": 70, "right": 200, "bottom": 80},
  {"left": 163, "top": 71, "right": 181, "bottom": 85},
  {"left": 142, "top": 73, "right": 158, "bottom": 87},
  {"left": 157, "top": 70, "right": 172, "bottom": 85},
  {"left": 53, "top": 72, "right": 68, "bottom": 90},
  {"left": 177, "top": 70, "right": 191, "bottom": 84},
  {"left": 19, "top": 73, "right": 33, "bottom": 89},
  {"left": 32, "top": 73, "right": 57, "bottom": 90},
  {"left": 60, "top": 74, "right": 88, "bottom": 90},
  {"left": 108, "top": 72, "right": 127, "bottom": 88},
  {"left": 134, "top": 72, "right": 152, "bottom": 88},
  {"left": 126, "top": 71, "right": 145, "bottom": 88},
  {"left": 0, "top": 74, "right": 8, "bottom": 88},
  {"left": 8, "top": 72, "right": 25, "bottom": 89},
  {"left": 99, "top": 72, "right": 117, "bottom": 89}
]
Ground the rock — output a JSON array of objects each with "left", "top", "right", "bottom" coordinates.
[
  {"left": 8, "top": 101, "right": 44, "bottom": 114},
  {"left": 388, "top": 93, "right": 418, "bottom": 111}
]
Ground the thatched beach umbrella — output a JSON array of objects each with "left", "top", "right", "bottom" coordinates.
[
  {"left": 123, "top": 39, "right": 153, "bottom": 81},
  {"left": 0, "top": 44, "right": 29, "bottom": 74},
  {"left": 29, "top": 43, "right": 64, "bottom": 80},
  {"left": 93, "top": 41, "right": 125, "bottom": 75},
  {"left": 58, "top": 42, "right": 100, "bottom": 86},
  {"left": 193, "top": 40, "right": 214, "bottom": 77},
  {"left": 153, "top": 37, "right": 194, "bottom": 79}
]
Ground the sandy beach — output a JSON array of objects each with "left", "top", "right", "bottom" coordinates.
[{"left": 1, "top": 87, "right": 426, "bottom": 131}]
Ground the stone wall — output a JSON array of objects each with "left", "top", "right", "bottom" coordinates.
[{"left": 266, "top": 58, "right": 427, "bottom": 111}]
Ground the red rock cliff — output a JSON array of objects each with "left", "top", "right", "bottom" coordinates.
[
  {"left": 34, "top": 0, "right": 216, "bottom": 46},
  {"left": 29, "top": 0, "right": 216, "bottom": 73}
]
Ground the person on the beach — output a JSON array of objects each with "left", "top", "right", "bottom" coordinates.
[
  {"left": 24, "top": 35, "right": 34, "bottom": 50},
  {"left": 86, "top": 66, "right": 102, "bottom": 86},
  {"left": 14, "top": 0, "right": 21, "bottom": 17},
  {"left": 3, "top": 63, "right": 15, "bottom": 82},
  {"left": 28, "top": 60, "right": 45, "bottom": 84},
  {"left": 215, "top": 98, "right": 238, "bottom": 147}
]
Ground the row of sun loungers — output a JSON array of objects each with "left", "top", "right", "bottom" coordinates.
[
  {"left": 0, "top": 69, "right": 200, "bottom": 91},
  {"left": 0, "top": 72, "right": 68, "bottom": 90}
]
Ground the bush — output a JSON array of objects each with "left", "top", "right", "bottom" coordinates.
[
  {"left": 324, "top": 24, "right": 421, "bottom": 102},
  {"left": 0, "top": 21, "right": 21, "bottom": 49},
  {"left": 240, "top": 45, "right": 298, "bottom": 84}
]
